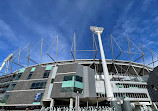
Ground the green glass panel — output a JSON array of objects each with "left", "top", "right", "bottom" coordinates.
[
  {"left": 19, "top": 68, "right": 25, "bottom": 73},
  {"left": 62, "top": 81, "right": 74, "bottom": 87},
  {"left": 75, "top": 81, "right": 83, "bottom": 89},
  {"left": 1, "top": 95, "right": 9, "bottom": 103},
  {"left": 116, "top": 85, "right": 124, "bottom": 88},
  {"left": 32, "top": 102, "right": 40, "bottom": 105},
  {"left": 31, "top": 67, "right": 36, "bottom": 72},
  {"left": 0, "top": 103, "right": 5, "bottom": 105},
  {"left": 72, "top": 76, "right": 75, "bottom": 81},
  {"left": 45, "top": 65, "right": 52, "bottom": 70}
]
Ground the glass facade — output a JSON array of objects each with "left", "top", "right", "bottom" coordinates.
[
  {"left": 1, "top": 95, "right": 9, "bottom": 103},
  {"left": 31, "top": 67, "right": 36, "bottom": 72},
  {"left": 14, "top": 73, "right": 23, "bottom": 80},
  {"left": 8, "top": 83, "right": 16, "bottom": 91},
  {"left": 61, "top": 75, "right": 83, "bottom": 94},
  {"left": 27, "top": 72, "right": 33, "bottom": 80},
  {"left": 63, "top": 76, "right": 74, "bottom": 81},
  {"left": 30, "top": 82, "right": 46, "bottom": 89},
  {"left": 43, "top": 70, "right": 50, "bottom": 78}
]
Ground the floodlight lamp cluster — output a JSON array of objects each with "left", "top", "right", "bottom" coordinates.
[{"left": 90, "top": 26, "right": 104, "bottom": 34}]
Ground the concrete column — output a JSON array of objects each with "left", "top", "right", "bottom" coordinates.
[
  {"left": 69, "top": 98, "right": 73, "bottom": 109},
  {"left": 90, "top": 26, "right": 114, "bottom": 100},
  {"left": 87, "top": 100, "right": 89, "bottom": 108},
  {"left": 111, "top": 101, "right": 122, "bottom": 111},
  {"left": 97, "top": 98, "right": 99, "bottom": 108},
  {"left": 50, "top": 99, "right": 55, "bottom": 108},
  {"left": 122, "top": 100, "right": 132, "bottom": 111}
]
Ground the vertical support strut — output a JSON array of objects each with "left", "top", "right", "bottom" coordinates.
[
  {"left": 93, "top": 33, "right": 95, "bottom": 59},
  {"left": 17, "top": 48, "right": 21, "bottom": 70},
  {"left": 27, "top": 43, "right": 30, "bottom": 66},
  {"left": 127, "top": 38, "right": 131, "bottom": 62},
  {"left": 74, "top": 33, "right": 76, "bottom": 60},
  {"left": 141, "top": 43, "right": 145, "bottom": 75},
  {"left": 90, "top": 26, "right": 114, "bottom": 100},
  {"left": 110, "top": 35, "right": 114, "bottom": 60},
  {"left": 151, "top": 49, "right": 154, "bottom": 67},
  {"left": 40, "top": 38, "right": 43, "bottom": 64},
  {"left": 11, "top": 54, "right": 14, "bottom": 73},
  {"left": 56, "top": 33, "right": 58, "bottom": 62}
]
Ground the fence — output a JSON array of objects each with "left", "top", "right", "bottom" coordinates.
[{"left": 41, "top": 106, "right": 115, "bottom": 111}]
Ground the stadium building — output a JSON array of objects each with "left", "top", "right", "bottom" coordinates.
[{"left": 0, "top": 26, "right": 157, "bottom": 111}]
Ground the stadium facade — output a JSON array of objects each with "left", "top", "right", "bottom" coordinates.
[
  {"left": 0, "top": 26, "right": 158, "bottom": 111},
  {"left": 0, "top": 59, "right": 156, "bottom": 110}
]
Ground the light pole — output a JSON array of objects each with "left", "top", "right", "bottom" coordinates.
[{"left": 90, "top": 26, "right": 114, "bottom": 100}]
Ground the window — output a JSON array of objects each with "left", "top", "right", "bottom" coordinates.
[
  {"left": 30, "top": 82, "right": 46, "bottom": 89},
  {"left": 115, "top": 83, "right": 147, "bottom": 89},
  {"left": 43, "top": 70, "right": 50, "bottom": 78},
  {"left": 74, "top": 87, "right": 83, "bottom": 93},
  {"left": 14, "top": 73, "right": 23, "bottom": 80},
  {"left": 113, "top": 93, "right": 148, "bottom": 98},
  {"left": 51, "top": 79, "right": 54, "bottom": 83},
  {"left": 61, "top": 87, "right": 74, "bottom": 92},
  {"left": 8, "top": 83, "right": 16, "bottom": 91},
  {"left": 61, "top": 87, "right": 83, "bottom": 93},
  {"left": 63, "top": 76, "right": 73, "bottom": 81},
  {"left": 1, "top": 95, "right": 9, "bottom": 103},
  {"left": 27, "top": 72, "right": 33, "bottom": 79},
  {"left": 34, "top": 93, "right": 43, "bottom": 102},
  {"left": 75, "top": 76, "right": 83, "bottom": 82},
  {"left": 61, "top": 75, "right": 83, "bottom": 94}
]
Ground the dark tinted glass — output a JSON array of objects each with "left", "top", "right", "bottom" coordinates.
[
  {"left": 30, "top": 82, "right": 46, "bottom": 89},
  {"left": 61, "top": 87, "right": 74, "bottom": 92},
  {"left": 63, "top": 76, "right": 73, "bottom": 81},
  {"left": 43, "top": 70, "right": 50, "bottom": 78},
  {"left": 14, "top": 74, "right": 22, "bottom": 80},
  {"left": 75, "top": 76, "right": 83, "bottom": 82},
  {"left": 8, "top": 84, "right": 16, "bottom": 91},
  {"left": 74, "top": 87, "right": 83, "bottom": 93},
  {"left": 1, "top": 95, "right": 9, "bottom": 103},
  {"left": 27, "top": 72, "right": 33, "bottom": 80}
]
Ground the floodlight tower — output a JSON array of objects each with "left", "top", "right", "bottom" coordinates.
[{"left": 90, "top": 26, "right": 114, "bottom": 100}]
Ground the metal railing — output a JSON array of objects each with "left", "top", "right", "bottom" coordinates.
[{"left": 41, "top": 106, "right": 115, "bottom": 111}]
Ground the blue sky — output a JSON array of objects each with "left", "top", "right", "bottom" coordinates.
[{"left": 0, "top": 0, "right": 158, "bottom": 72}]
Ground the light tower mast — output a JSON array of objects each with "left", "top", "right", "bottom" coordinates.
[{"left": 90, "top": 26, "right": 114, "bottom": 100}]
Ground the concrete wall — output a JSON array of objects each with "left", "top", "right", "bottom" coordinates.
[
  {"left": 83, "top": 66, "right": 96, "bottom": 97},
  {"left": 6, "top": 90, "right": 44, "bottom": 104}
]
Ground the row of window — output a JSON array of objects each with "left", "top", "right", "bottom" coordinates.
[
  {"left": 30, "top": 82, "right": 46, "bottom": 89},
  {"left": 111, "top": 77, "right": 140, "bottom": 82},
  {"left": 114, "top": 93, "right": 148, "bottom": 98},
  {"left": 61, "top": 87, "right": 83, "bottom": 93},
  {"left": 116, "top": 83, "right": 147, "bottom": 89},
  {"left": 63, "top": 75, "right": 83, "bottom": 82},
  {"left": 6, "top": 81, "right": 46, "bottom": 91},
  {"left": 0, "top": 92, "right": 43, "bottom": 103},
  {"left": 0, "top": 76, "right": 15, "bottom": 83},
  {"left": 15, "top": 70, "right": 51, "bottom": 81}
]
